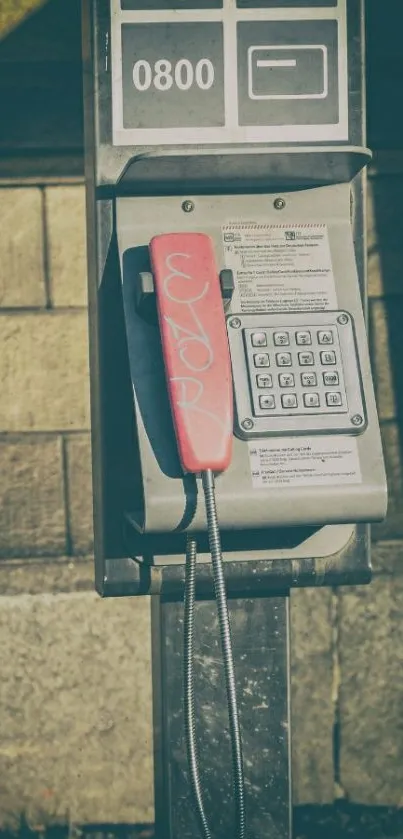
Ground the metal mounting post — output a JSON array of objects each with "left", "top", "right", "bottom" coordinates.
[{"left": 152, "top": 593, "right": 291, "bottom": 839}]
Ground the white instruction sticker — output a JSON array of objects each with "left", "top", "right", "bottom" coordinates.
[
  {"left": 248, "top": 436, "right": 362, "bottom": 489},
  {"left": 222, "top": 222, "right": 337, "bottom": 313}
]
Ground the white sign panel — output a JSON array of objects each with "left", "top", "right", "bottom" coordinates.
[
  {"left": 248, "top": 436, "right": 362, "bottom": 489},
  {"left": 222, "top": 222, "right": 338, "bottom": 313},
  {"left": 111, "top": 0, "right": 348, "bottom": 146}
]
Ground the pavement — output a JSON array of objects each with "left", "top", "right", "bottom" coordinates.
[
  {"left": 294, "top": 804, "right": 403, "bottom": 838},
  {"left": 1, "top": 805, "right": 403, "bottom": 839}
]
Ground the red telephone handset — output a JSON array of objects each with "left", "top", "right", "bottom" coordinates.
[
  {"left": 150, "top": 234, "right": 245, "bottom": 837},
  {"left": 149, "top": 232, "right": 233, "bottom": 474}
]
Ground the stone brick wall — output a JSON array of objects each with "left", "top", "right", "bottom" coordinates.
[{"left": 0, "top": 176, "right": 402, "bottom": 827}]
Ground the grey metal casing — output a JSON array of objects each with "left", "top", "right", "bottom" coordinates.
[
  {"left": 83, "top": 0, "right": 383, "bottom": 586},
  {"left": 116, "top": 183, "right": 387, "bottom": 539}
]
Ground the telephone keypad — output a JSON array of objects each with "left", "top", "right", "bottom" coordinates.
[
  {"left": 256, "top": 373, "right": 273, "bottom": 388},
  {"left": 243, "top": 318, "right": 351, "bottom": 422},
  {"left": 254, "top": 353, "right": 270, "bottom": 367},
  {"left": 229, "top": 311, "right": 366, "bottom": 436}
]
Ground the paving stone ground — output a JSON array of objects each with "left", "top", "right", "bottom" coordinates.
[{"left": 1, "top": 805, "right": 403, "bottom": 839}]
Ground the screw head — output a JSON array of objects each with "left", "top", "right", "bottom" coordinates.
[
  {"left": 181, "top": 200, "right": 194, "bottom": 213},
  {"left": 241, "top": 418, "right": 254, "bottom": 431},
  {"left": 337, "top": 313, "right": 349, "bottom": 325},
  {"left": 274, "top": 197, "right": 286, "bottom": 210},
  {"left": 229, "top": 317, "right": 242, "bottom": 329},
  {"left": 351, "top": 414, "right": 363, "bottom": 426}
]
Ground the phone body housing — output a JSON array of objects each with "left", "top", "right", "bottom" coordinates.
[{"left": 82, "top": 0, "right": 386, "bottom": 595}]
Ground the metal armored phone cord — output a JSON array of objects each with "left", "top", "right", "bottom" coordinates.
[
  {"left": 184, "top": 534, "right": 212, "bottom": 839},
  {"left": 183, "top": 470, "right": 246, "bottom": 839}
]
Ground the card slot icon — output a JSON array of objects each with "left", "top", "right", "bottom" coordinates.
[{"left": 247, "top": 44, "right": 328, "bottom": 102}]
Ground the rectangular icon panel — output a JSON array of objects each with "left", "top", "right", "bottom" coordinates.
[
  {"left": 121, "top": 0, "right": 223, "bottom": 8},
  {"left": 238, "top": 20, "right": 339, "bottom": 127},
  {"left": 248, "top": 45, "right": 328, "bottom": 100},
  {"left": 237, "top": 1, "right": 337, "bottom": 7},
  {"left": 121, "top": 22, "right": 225, "bottom": 130}
]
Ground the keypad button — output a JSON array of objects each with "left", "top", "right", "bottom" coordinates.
[
  {"left": 259, "top": 394, "right": 276, "bottom": 410},
  {"left": 256, "top": 373, "right": 273, "bottom": 389},
  {"left": 296, "top": 331, "right": 312, "bottom": 345},
  {"left": 318, "top": 330, "right": 334, "bottom": 345},
  {"left": 326, "top": 391, "right": 342, "bottom": 406},
  {"left": 303, "top": 392, "right": 320, "bottom": 408},
  {"left": 251, "top": 332, "right": 267, "bottom": 347},
  {"left": 254, "top": 353, "right": 270, "bottom": 367},
  {"left": 323, "top": 371, "right": 339, "bottom": 386},
  {"left": 273, "top": 331, "right": 290, "bottom": 346},
  {"left": 279, "top": 373, "right": 295, "bottom": 388},
  {"left": 320, "top": 350, "right": 336, "bottom": 365},
  {"left": 273, "top": 332, "right": 290, "bottom": 347},
  {"left": 301, "top": 372, "right": 317, "bottom": 387},
  {"left": 276, "top": 352, "right": 292, "bottom": 367},
  {"left": 281, "top": 394, "right": 298, "bottom": 409},
  {"left": 298, "top": 351, "right": 314, "bottom": 366}
]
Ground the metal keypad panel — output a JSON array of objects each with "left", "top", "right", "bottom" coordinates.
[
  {"left": 227, "top": 311, "right": 367, "bottom": 439},
  {"left": 248, "top": 325, "right": 346, "bottom": 416}
]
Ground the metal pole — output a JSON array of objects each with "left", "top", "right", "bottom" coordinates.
[{"left": 152, "top": 594, "right": 292, "bottom": 839}]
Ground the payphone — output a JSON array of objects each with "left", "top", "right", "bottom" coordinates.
[{"left": 82, "top": 1, "right": 387, "bottom": 837}]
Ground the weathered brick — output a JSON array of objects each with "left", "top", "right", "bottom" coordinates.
[
  {"left": 0, "top": 312, "right": 90, "bottom": 431},
  {"left": 46, "top": 186, "right": 87, "bottom": 307},
  {"left": 0, "top": 556, "right": 94, "bottom": 596},
  {"left": 66, "top": 434, "right": 94, "bottom": 555},
  {"left": 369, "top": 299, "right": 403, "bottom": 422},
  {"left": 0, "top": 188, "right": 46, "bottom": 307},
  {"left": 0, "top": 438, "right": 66, "bottom": 557},
  {"left": 0, "top": 579, "right": 337, "bottom": 826},
  {"left": 371, "top": 539, "right": 403, "bottom": 577},
  {"left": 290, "top": 588, "right": 335, "bottom": 804},
  {"left": 339, "top": 578, "right": 403, "bottom": 805},
  {"left": 0, "top": 591, "right": 153, "bottom": 826},
  {"left": 372, "top": 423, "right": 403, "bottom": 541}
]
